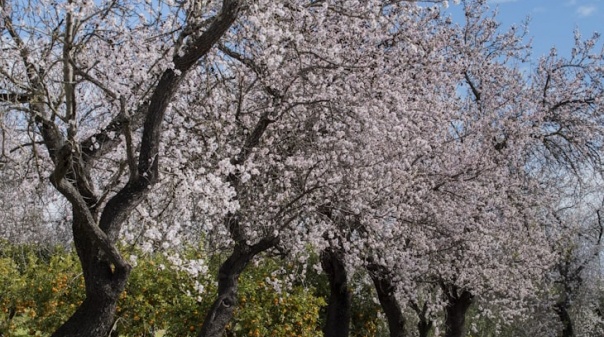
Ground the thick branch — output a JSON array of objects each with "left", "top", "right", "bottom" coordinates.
[
  {"left": 99, "top": 0, "right": 241, "bottom": 240},
  {"left": 98, "top": 69, "right": 180, "bottom": 241},
  {"left": 174, "top": 0, "right": 241, "bottom": 71},
  {"left": 49, "top": 146, "right": 129, "bottom": 270},
  {"left": 464, "top": 71, "right": 481, "bottom": 102}
]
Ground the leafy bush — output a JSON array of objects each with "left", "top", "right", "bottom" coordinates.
[{"left": 0, "top": 243, "right": 381, "bottom": 337}]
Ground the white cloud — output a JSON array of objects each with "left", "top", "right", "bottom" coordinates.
[{"left": 577, "top": 5, "right": 597, "bottom": 17}]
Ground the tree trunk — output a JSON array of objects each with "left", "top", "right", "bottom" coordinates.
[
  {"left": 367, "top": 263, "right": 405, "bottom": 337},
  {"left": 198, "top": 239, "right": 275, "bottom": 337},
  {"left": 410, "top": 300, "right": 433, "bottom": 337},
  {"left": 51, "top": 293, "right": 120, "bottom": 337},
  {"left": 321, "top": 247, "right": 351, "bottom": 337},
  {"left": 52, "top": 210, "right": 130, "bottom": 337},
  {"left": 197, "top": 245, "right": 250, "bottom": 337},
  {"left": 417, "top": 311, "right": 433, "bottom": 337},
  {"left": 555, "top": 300, "right": 574, "bottom": 337},
  {"left": 443, "top": 285, "right": 473, "bottom": 337}
]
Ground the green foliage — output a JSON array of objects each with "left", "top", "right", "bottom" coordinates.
[
  {"left": 0, "top": 242, "right": 382, "bottom": 337},
  {"left": 0, "top": 242, "right": 84, "bottom": 336},
  {"left": 115, "top": 251, "right": 213, "bottom": 336},
  {"left": 231, "top": 258, "right": 325, "bottom": 337}
]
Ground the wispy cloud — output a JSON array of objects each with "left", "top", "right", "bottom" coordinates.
[{"left": 576, "top": 5, "right": 597, "bottom": 17}]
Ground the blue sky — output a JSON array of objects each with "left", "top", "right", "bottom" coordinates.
[{"left": 447, "top": 0, "right": 603, "bottom": 60}]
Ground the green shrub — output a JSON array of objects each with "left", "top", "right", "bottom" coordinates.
[{"left": 1, "top": 243, "right": 361, "bottom": 337}]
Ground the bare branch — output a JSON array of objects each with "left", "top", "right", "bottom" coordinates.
[{"left": 0, "top": 92, "right": 30, "bottom": 103}]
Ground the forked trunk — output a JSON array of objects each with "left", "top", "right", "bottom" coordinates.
[
  {"left": 417, "top": 311, "right": 433, "bottom": 337},
  {"left": 198, "top": 240, "right": 275, "bottom": 337},
  {"left": 321, "top": 248, "right": 351, "bottom": 337},
  {"left": 52, "top": 211, "right": 130, "bottom": 337},
  {"left": 410, "top": 300, "right": 433, "bottom": 337}
]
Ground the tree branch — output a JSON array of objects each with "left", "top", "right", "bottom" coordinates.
[
  {"left": 0, "top": 92, "right": 30, "bottom": 103},
  {"left": 174, "top": 0, "right": 241, "bottom": 71}
]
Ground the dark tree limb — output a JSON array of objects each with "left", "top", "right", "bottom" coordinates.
[
  {"left": 198, "top": 237, "right": 278, "bottom": 337},
  {"left": 0, "top": 92, "right": 30, "bottom": 103},
  {"left": 321, "top": 247, "right": 351, "bottom": 337},
  {"left": 442, "top": 283, "right": 473, "bottom": 337},
  {"left": 174, "top": 0, "right": 242, "bottom": 71},
  {"left": 367, "top": 262, "right": 406, "bottom": 337}
]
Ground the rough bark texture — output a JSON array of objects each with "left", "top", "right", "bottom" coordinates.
[
  {"left": 443, "top": 285, "right": 473, "bottom": 337},
  {"left": 52, "top": 296, "right": 119, "bottom": 337},
  {"left": 198, "top": 245, "right": 249, "bottom": 337},
  {"left": 367, "top": 263, "right": 405, "bottom": 337},
  {"left": 321, "top": 247, "right": 351, "bottom": 337},
  {"left": 46, "top": 1, "right": 241, "bottom": 336},
  {"left": 198, "top": 239, "right": 276, "bottom": 337},
  {"left": 51, "top": 210, "right": 130, "bottom": 337}
]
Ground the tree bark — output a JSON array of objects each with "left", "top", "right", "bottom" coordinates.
[
  {"left": 321, "top": 247, "right": 351, "bottom": 337},
  {"left": 417, "top": 317, "right": 432, "bottom": 337},
  {"left": 52, "top": 296, "right": 119, "bottom": 337},
  {"left": 198, "top": 239, "right": 276, "bottom": 337},
  {"left": 410, "top": 300, "right": 433, "bottom": 337},
  {"left": 443, "top": 284, "right": 473, "bottom": 337},
  {"left": 48, "top": 1, "right": 242, "bottom": 335},
  {"left": 555, "top": 300, "right": 574, "bottom": 337},
  {"left": 3, "top": 0, "right": 241, "bottom": 334},
  {"left": 198, "top": 244, "right": 249, "bottom": 337},
  {"left": 367, "top": 263, "right": 406, "bottom": 337},
  {"left": 51, "top": 209, "right": 130, "bottom": 337}
]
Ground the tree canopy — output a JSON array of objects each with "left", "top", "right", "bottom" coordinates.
[{"left": 1, "top": 0, "right": 604, "bottom": 336}]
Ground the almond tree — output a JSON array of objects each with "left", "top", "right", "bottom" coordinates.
[
  {"left": 166, "top": 2, "right": 463, "bottom": 335},
  {"left": 526, "top": 22, "right": 604, "bottom": 337},
  {"left": 1, "top": 0, "right": 242, "bottom": 335},
  {"left": 354, "top": 1, "right": 603, "bottom": 337},
  {"left": 117, "top": 1, "right": 468, "bottom": 336}
]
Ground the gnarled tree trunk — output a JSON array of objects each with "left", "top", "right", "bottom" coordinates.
[
  {"left": 45, "top": 1, "right": 242, "bottom": 335},
  {"left": 321, "top": 247, "right": 351, "bottom": 337},
  {"left": 198, "top": 239, "right": 276, "bottom": 337},
  {"left": 51, "top": 268, "right": 128, "bottom": 337},
  {"left": 51, "top": 210, "right": 131, "bottom": 337}
]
